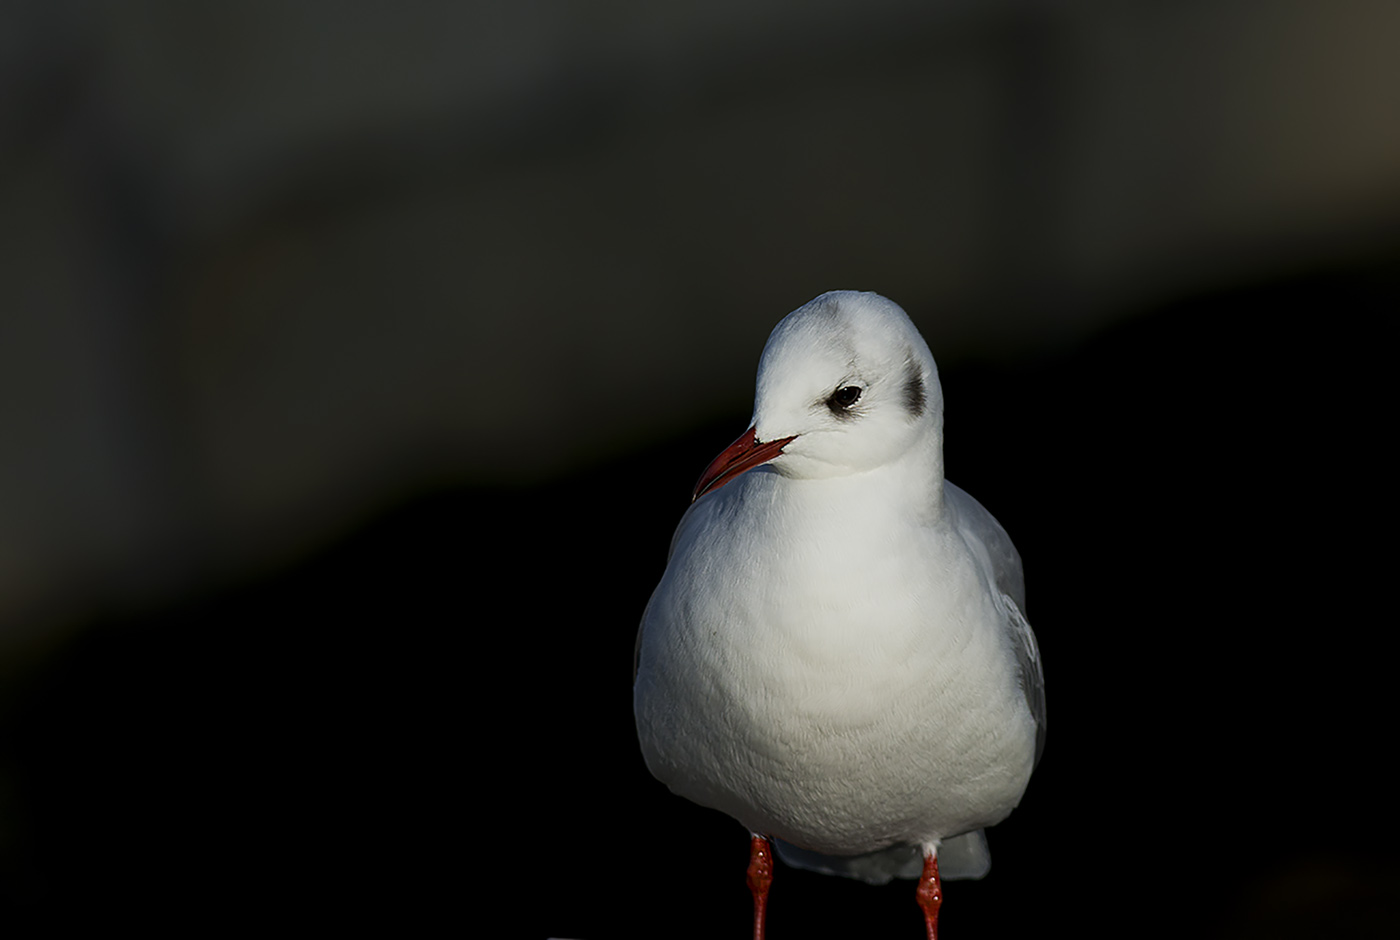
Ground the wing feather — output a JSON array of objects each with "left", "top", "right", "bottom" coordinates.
[{"left": 944, "top": 481, "right": 1046, "bottom": 767}]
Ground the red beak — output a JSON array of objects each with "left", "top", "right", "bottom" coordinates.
[{"left": 692, "top": 427, "right": 798, "bottom": 502}]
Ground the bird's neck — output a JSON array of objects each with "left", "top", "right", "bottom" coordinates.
[{"left": 786, "top": 442, "right": 946, "bottom": 526}]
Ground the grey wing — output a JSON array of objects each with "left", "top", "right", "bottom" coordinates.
[
  {"left": 1002, "top": 590, "right": 1046, "bottom": 768},
  {"left": 944, "top": 481, "right": 1046, "bottom": 768}
]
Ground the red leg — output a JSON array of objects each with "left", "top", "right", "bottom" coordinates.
[
  {"left": 746, "top": 834, "right": 775, "bottom": 940},
  {"left": 915, "top": 847, "right": 942, "bottom": 940}
]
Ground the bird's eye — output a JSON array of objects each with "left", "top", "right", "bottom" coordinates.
[{"left": 827, "top": 385, "right": 863, "bottom": 414}]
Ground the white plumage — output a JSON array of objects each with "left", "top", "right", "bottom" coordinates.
[{"left": 633, "top": 290, "right": 1044, "bottom": 898}]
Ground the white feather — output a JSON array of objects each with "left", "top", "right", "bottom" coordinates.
[{"left": 634, "top": 290, "right": 1044, "bottom": 881}]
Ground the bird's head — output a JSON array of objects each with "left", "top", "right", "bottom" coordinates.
[{"left": 693, "top": 291, "right": 944, "bottom": 501}]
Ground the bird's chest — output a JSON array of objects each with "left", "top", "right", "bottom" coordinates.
[
  {"left": 646, "top": 493, "right": 992, "bottom": 742},
  {"left": 633, "top": 480, "right": 1031, "bottom": 851}
]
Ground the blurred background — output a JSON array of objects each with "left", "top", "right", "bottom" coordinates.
[{"left": 1, "top": 0, "right": 1395, "bottom": 934}]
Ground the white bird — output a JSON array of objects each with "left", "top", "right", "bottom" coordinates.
[{"left": 633, "top": 291, "right": 1045, "bottom": 940}]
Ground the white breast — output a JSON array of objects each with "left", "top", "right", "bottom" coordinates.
[{"left": 633, "top": 466, "right": 1037, "bottom": 857}]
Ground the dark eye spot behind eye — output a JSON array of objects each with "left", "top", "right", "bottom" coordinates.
[
  {"left": 903, "top": 364, "right": 926, "bottom": 418},
  {"left": 826, "top": 385, "right": 862, "bottom": 416}
]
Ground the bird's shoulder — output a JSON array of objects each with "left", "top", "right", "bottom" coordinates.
[
  {"left": 942, "top": 480, "right": 1025, "bottom": 611},
  {"left": 943, "top": 480, "right": 1045, "bottom": 765}
]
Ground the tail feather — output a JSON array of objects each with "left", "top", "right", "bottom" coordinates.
[{"left": 773, "top": 830, "right": 991, "bottom": 885}]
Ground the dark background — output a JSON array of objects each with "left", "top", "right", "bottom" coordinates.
[
  {"left": 5, "top": 264, "right": 1394, "bottom": 935},
  {"left": 1, "top": 2, "right": 1396, "bottom": 935}
]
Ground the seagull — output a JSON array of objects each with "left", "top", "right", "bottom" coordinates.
[{"left": 633, "top": 291, "right": 1045, "bottom": 939}]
